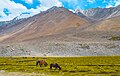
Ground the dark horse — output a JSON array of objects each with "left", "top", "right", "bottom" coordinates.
[
  {"left": 36, "top": 60, "right": 48, "bottom": 67},
  {"left": 50, "top": 63, "right": 61, "bottom": 70}
]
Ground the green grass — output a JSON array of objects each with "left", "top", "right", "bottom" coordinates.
[
  {"left": 109, "top": 36, "right": 120, "bottom": 41},
  {"left": 0, "top": 56, "right": 120, "bottom": 76}
]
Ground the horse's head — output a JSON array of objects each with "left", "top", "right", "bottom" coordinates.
[
  {"left": 44, "top": 62, "right": 48, "bottom": 66},
  {"left": 36, "top": 61, "right": 40, "bottom": 66},
  {"left": 59, "top": 67, "right": 61, "bottom": 70}
]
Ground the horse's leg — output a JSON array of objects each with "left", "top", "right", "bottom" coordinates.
[
  {"left": 40, "top": 64, "right": 42, "bottom": 67},
  {"left": 50, "top": 64, "right": 52, "bottom": 70},
  {"left": 44, "top": 63, "right": 46, "bottom": 66},
  {"left": 36, "top": 61, "right": 38, "bottom": 66},
  {"left": 55, "top": 66, "right": 57, "bottom": 70},
  {"left": 39, "top": 63, "right": 42, "bottom": 67}
]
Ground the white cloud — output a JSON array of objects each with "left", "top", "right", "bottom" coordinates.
[
  {"left": 0, "top": 0, "right": 63, "bottom": 21},
  {"left": 87, "top": 0, "right": 95, "bottom": 3},
  {"left": 106, "top": 5, "right": 113, "bottom": 8},
  {"left": 0, "top": 0, "right": 28, "bottom": 21},
  {"left": 24, "top": 0, "right": 33, "bottom": 4},
  {"left": 38, "top": 0, "right": 62, "bottom": 11},
  {"left": 0, "top": 0, "right": 40, "bottom": 21},
  {"left": 105, "top": 0, "right": 120, "bottom": 8},
  {"left": 115, "top": 0, "right": 120, "bottom": 6}
]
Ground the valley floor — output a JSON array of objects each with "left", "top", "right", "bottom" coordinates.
[{"left": 0, "top": 56, "right": 120, "bottom": 76}]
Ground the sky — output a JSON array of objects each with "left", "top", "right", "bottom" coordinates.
[{"left": 0, "top": 0, "right": 120, "bottom": 21}]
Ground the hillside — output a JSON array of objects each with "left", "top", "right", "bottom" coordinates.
[
  {"left": 84, "top": 16, "right": 120, "bottom": 31},
  {"left": 0, "top": 7, "right": 88, "bottom": 43},
  {"left": 77, "top": 5, "right": 120, "bottom": 20},
  {"left": 0, "top": 6, "right": 120, "bottom": 56}
]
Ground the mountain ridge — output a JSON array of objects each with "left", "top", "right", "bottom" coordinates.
[
  {"left": 0, "top": 6, "right": 120, "bottom": 56},
  {"left": 0, "top": 6, "right": 88, "bottom": 43},
  {"left": 76, "top": 4, "right": 120, "bottom": 20}
]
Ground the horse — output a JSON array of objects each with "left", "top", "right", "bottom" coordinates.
[
  {"left": 36, "top": 60, "right": 48, "bottom": 67},
  {"left": 50, "top": 63, "right": 61, "bottom": 70}
]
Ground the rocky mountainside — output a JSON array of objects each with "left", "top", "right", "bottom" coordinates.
[
  {"left": 84, "top": 16, "right": 120, "bottom": 31},
  {"left": 0, "top": 12, "right": 33, "bottom": 33},
  {"left": 0, "top": 17, "right": 25, "bottom": 32},
  {"left": 75, "top": 9, "right": 92, "bottom": 21},
  {"left": 76, "top": 5, "right": 120, "bottom": 20},
  {"left": 0, "top": 6, "right": 88, "bottom": 42},
  {"left": 0, "top": 6, "right": 120, "bottom": 56}
]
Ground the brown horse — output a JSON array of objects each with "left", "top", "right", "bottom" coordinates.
[{"left": 36, "top": 60, "right": 48, "bottom": 67}]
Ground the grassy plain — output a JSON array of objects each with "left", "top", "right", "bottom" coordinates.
[{"left": 0, "top": 56, "right": 120, "bottom": 76}]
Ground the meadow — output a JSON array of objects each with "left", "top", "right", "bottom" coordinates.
[{"left": 0, "top": 56, "right": 120, "bottom": 76}]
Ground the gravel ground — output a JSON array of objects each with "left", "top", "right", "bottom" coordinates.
[
  {"left": 0, "top": 41, "right": 120, "bottom": 56},
  {"left": 0, "top": 70, "right": 46, "bottom": 76}
]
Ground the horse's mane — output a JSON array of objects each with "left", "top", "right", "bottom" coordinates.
[{"left": 36, "top": 60, "right": 48, "bottom": 66}]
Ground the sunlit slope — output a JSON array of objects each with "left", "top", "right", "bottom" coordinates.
[
  {"left": 85, "top": 16, "right": 120, "bottom": 31},
  {"left": 1, "top": 7, "right": 88, "bottom": 42}
]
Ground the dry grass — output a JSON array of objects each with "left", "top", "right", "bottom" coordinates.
[{"left": 0, "top": 56, "right": 120, "bottom": 76}]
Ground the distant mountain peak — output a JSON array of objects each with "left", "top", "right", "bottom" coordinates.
[
  {"left": 76, "top": 4, "right": 120, "bottom": 20},
  {"left": 48, "top": 6, "right": 59, "bottom": 11},
  {"left": 34, "top": 6, "right": 72, "bottom": 18},
  {"left": 13, "top": 13, "right": 31, "bottom": 21},
  {"left": 46, "top": 6, "right": 68, "bottom": 13}
]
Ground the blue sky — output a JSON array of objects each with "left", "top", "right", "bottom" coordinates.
[
  {"left": 0, "top": 0, "right": 120, "bottom": 21},
  {"left": 59, "top": 0, "right": 117, "bottom": 9}
]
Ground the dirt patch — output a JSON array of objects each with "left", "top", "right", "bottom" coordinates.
[{"left": 0, "top": 70, "right": 45, "bottom": 76}]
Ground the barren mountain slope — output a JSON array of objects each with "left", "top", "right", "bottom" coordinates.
[
  {"left": 84, "top": 16, "right": 120, "bottom": 31},
  {"left": 1, "top": 7, "right": 120, "bottom": 56},
  {"left": 77, "top": 5, "right": 120, "bottom": 20},
  {"left": 66, "top": 15, "right": 120, "bottom": 43},
  {"left": 1, "top": 7, "right": 88, "bottom": 42}
]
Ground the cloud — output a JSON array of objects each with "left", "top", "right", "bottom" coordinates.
[
  {"left": 1, "top": 0, "right": 120, "bottom": 21},
  {"left": 0, "top": 0, "right": 63, "bottom": 21},
  {"left": 59, "top": 0, "right": 79, "bottom": 10},
  {"left": 0, "top": 0, "right": 29, "bottom": 21},
  {"left": 115, "top": 0, "right": 120, "bottom": 6},
  {"left": 38, "top": 0, "right": 62, "bottom": 11},
  {"left": 24, "top": 0, "right": 33, "bottom": 4},
  {"left": 0, "top": 1, "right": 38, "bottom": 21},
  {"left": 105, "top": 0, "right": 120, "bottom": 8},
  {"left": 87, "top": 0, "right": 95, "bottom": 3},
  {"left": 106, "top": 5, "right": 113, "bottom": 8}
]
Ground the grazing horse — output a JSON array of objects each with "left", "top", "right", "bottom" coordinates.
[
  {"left": 36, "top": 60, "right": 48, "bottom": 67},
  {"left": 50, "top": 63, "right": 61, "bottom": 70}
]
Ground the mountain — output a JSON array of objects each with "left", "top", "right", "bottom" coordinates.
[
  {"left": 76, "top": 5, "right": 120, "bottom": 20},
  {"left": 0, "top": 6, "right": 88, "bottom": 42},
  {"left": 74, "top": 5, "right": 120, "bottom": 40},
  {"left": 0, "top": 18, "right": 25, "bottom": 32},
  {"left": 1, "top": 6, "right": 120, "bottom": 56},
  {"left": 84, "top": 15, "right": 120, "bottom": 31},
  {"left": 16, "top": 13, "right": 31, "bottom": 20},
  {"left": 0, "top": 13, "right": 30, "bottom": 31},
  {"left": 75, "top": 9, "right": 92, "bottom": 21},
  {"left": 0, "top": 12, "right": 32, "bottom": 30}
]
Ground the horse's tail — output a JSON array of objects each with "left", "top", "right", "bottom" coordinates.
[{"left": 36, "top": 61, "right": 39, "bottom": 66}]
